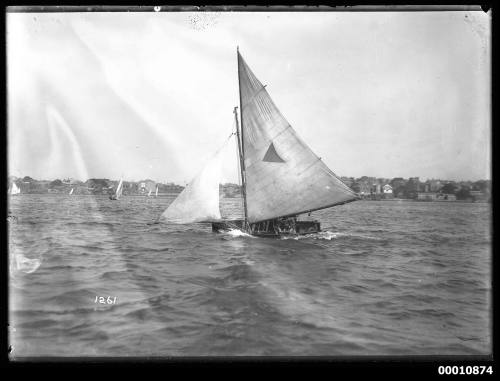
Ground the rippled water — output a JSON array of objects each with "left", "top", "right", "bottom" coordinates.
[{"left": 8, "top": 195, "right": 492, "bottom": 356}]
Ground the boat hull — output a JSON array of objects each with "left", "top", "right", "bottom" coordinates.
[{"left": 212, "top": 217, "right": 321, "bottom": 238}]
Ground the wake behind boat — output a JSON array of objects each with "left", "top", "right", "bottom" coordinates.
[{"left": 160, "top": 48, "right": 359, "bottom": 237}]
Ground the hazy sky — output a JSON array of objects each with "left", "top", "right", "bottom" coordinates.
[{"left": 7, "top": 9, "right": 491, "bottom": 183}]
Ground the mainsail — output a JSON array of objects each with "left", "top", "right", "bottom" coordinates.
[
  {"left": 69, "top": 188, "right": 74, "bottom": 195},
  {"left": 155, "top": 185, "right": 159, "bottom": 197},
  {"left": 237, "top": 51, "right": 358, "bottom": 223},
  {"left": 160, "top": 151, "right": 222, "bottom": 223}
]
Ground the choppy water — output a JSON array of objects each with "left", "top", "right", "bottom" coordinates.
[{"left": 8, "top": 195, "right": 492, "bottom": 357}]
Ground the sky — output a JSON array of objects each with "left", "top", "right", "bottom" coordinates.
[{"left": 7, "top": 9, "right": 491, "bottom": 184}]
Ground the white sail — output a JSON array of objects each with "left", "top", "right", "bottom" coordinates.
[
  {"left": 148, "top": 189, "right": 152, "bottom": 197},
  {"left": 11, "top": 182, "right": 20, "bottom": 195},
  {"left": 69, "top": 188, "right": 74, "bottom": 195},
  {"left": 155, "top": 186, "right": 159, "bottom": 197},
  {"left": 160, "top": 151, "right": 222, "bottom": 223},
  {"left": 115, "top": 178, "right": 123, "bottom": 199}
]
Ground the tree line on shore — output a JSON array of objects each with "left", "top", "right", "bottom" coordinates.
[
  {"left": 8, "top": 176, "right": 245, "bottom": 197},
  {"left": 8, "top": 176, "right": 185, "bottom": 195},
  {"left": 8, "top": 175, "right": 491, "bottom": 202},
  {"left": 341, "top": 176, "right": 491, "bottom": 201}
]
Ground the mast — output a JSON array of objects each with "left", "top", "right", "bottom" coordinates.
[
  {"left": 234, "top": 106, "right": 247, "bottom": 225},
  {"left": 236, "top": 47, "right": 249, "bottom": 229}
]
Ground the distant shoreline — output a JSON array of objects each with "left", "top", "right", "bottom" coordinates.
[
  {"left": 360, "top": 198, "right": 489, "bottom": 204},
  {"left": 8, "top": 193, "right": 182, "bottom": 197},
  {"left": 8, "top": 194, "right": 490, "bottom": 204}
]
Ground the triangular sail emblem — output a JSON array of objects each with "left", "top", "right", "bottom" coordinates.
[{"left": 263, "top": 142, "right": 285, "bottom": 163}]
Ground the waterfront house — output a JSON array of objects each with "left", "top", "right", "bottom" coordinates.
[{"left": 382, "top": 184, "right": 394, "bottom": 199}]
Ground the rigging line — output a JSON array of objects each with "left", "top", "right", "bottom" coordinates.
[
  {"left": 206, "top": 130, "right": 237, "bottom": 160},
  {"left": 156, "top": 131, "right": 232, "bottom": 224},
  {"left": 228, "top": 112, "right": 242, "bottom": 188},
  {"left": 163, "top": 129, "right": 235, "bottom": 199},
  {"left": 229, "top": 115, "right": 242, "bottom": 189},
  {"left": 318, "top": 167, "right": 359, "bottom": 196}
]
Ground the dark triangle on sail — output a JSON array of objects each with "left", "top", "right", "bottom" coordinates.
[
  {"left": 263, "top": 142, "right": 285, "bottom": 163},
  {"left": 237, "top": 50, "right": 358, "bottom": 223}
]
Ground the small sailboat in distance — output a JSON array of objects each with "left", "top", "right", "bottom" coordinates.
[
  {"left": 9, "top": 182, "right": 21, "bottom": 195},
  {"left": 69, "top": 188, "right": 74, "bottom": 195},
  {"left": 110, "top": 178, "right": 123, "bottom": 200},
  {"left": 160, "top": 48, "right": 359, "bottom": 237},
  {"left": 147, "top": 189, "right": 152, "bottom": 197},
  {"left": 155, "top": 185, "right": 159, "bottom": 197}
]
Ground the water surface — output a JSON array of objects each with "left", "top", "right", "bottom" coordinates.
[{"left": 8, "top": 195, "right": 492, "bottom": 356}]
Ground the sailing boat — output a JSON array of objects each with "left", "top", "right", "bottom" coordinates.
[
  {"left": 110, "top": 178, "right": 123, "bottom": 200},
  {"left": 161, "top": 48, "right": 359, "bottom": 237},
  {"left": 9, "top": 182, "right": 21, "bottom": 195},
  {"left": 69, "top": 188, "right": 74, "bottom": 195},
  {"left": 147, "top": 189, "right": 152, "bottom": 197},
  {"left": 155, "top": 185, "right": 159, "bottom": 197}
]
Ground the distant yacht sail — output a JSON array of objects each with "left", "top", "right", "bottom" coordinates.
[
  {"left": 10, "top": 182, "right": 20, "bottom": 195},
  {"left": 155, "top": 185, "right": 159, "bottom": 197},
  {"left": 110, "top": 178, "right": 123, "bottom": 200},
  {"left": 69, "top": 188, "right": 74, "bottom": 195},
  {"left": 147, "top": 189, "right": 152, "bottom": 197}
]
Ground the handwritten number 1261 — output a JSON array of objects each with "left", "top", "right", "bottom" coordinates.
[{"left": 95, "top": 296, "right": 117, "bottom": 305}]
